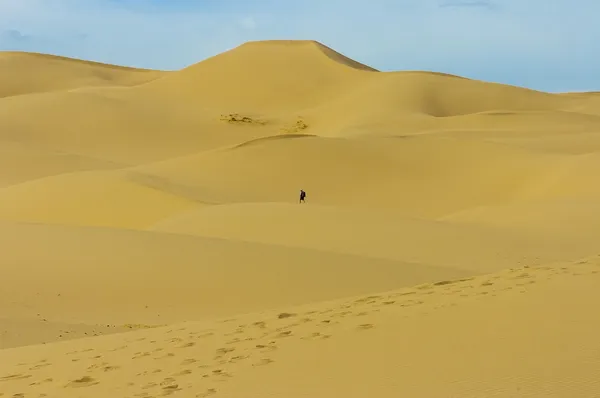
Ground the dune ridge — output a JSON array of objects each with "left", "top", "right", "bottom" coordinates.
[
  {"left": 0, "top": 52, "right": 165, "bottom": 98},
  {"left": 1, "top": 39, "right": 600, "bottom": 397}
]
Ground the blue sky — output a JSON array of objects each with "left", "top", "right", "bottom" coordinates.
[{"left": 0, "top": 0, "right": 598, "bottom": 92}]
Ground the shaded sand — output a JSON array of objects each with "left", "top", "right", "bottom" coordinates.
[
  {"left": 0, "top": 221, "right": 468, "bottom": 329},
  {"left": 1, "top": 39, "right": 600, "bottom": 396},
  {"left": 150, "top": 202, "right": 600, "bottom": 272},
  {"left": 132, "top": 135, "right": 565, "bottom": 217},
  {"left": 0, "top": 171, "right": 200, "bottom": 229}
]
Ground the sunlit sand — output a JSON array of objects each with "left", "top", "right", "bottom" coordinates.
[{"left": 1, "top": 40, "right": 600, "bottom": 397}]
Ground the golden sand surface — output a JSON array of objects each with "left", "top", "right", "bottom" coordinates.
[{"left": 1, "top": 40, "right": 600, "bottom": 397}]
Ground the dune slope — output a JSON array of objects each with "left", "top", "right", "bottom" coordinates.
[
  {"left": 0, "top": 221, "right": 469, "bottom": 342},
  {"left": 150, "top": 202, "right": 600, "bottom": 272},
  {"left": 133, "top": 134, "right": 563, "bottom": 217},
  {"left": 137, "top": 40, "right": 377, "bottom": 112},
  {"left": 0, "top": 258, "right": 598, "bottom": 397},
  {"left": 0, "top": 52, "right": 164, "bottom": 98}
]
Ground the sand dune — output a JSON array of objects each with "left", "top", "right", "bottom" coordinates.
[
  {"left": 0, "top": 141, "right": 121, "bottom": 188},
  {"left": 138, "top": 40, "right": 378, "bottom": 113},
  {"left": 0, "top": 52, "right": 164, "bottom": 98},
  {"left": 0, "top": 221, "right": 468, "bottom": 345},
  {"left": 0, "top": 170, "right": 199, "bottom": 228},
  {"left": 150, "top": 202, "right": 600, "bottom": 273},
  {"left": 1, "top": 40, "right": 600, "bottom": 397},
  {"left": 132, "top": 134, "right": 565, "bottom": 218},
  {"left": 0, "top": 257, "right": 598, "bottom": 397}
]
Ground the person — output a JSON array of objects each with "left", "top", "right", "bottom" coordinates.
[{"left": 299, "top": 189, "right": 306, "bottom": 203}]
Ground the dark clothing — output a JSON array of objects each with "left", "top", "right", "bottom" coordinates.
[{"left": 299, "top": 190, "right": 306, "bottom": 203}]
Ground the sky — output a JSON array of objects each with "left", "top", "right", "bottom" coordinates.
[{"left": 0, "top": 0, "right": 598, "bottom": 92}]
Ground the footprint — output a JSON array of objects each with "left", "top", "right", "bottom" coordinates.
[
  {"left": 179, "top": 342, "right": 195, "bottom": 348},
  {"left": 132, "top": 352, "right": 151, "bottom": 359},
  {"left": 158, "top": 353, "right": 176, "bottom": 359},
  {"left": 433, "top": 280, "right": 457, "bottom": 286},
  {"left": 87, "top": 362, "right": 109, "bottom": 371},
  {"left": 401, "top": 300, "right": 423, "bottom": 307},
  {"left": 215, "top": 347, "right": 236, "bottom": 356},
  {"left": 253, "top": 358, "right": 274, "bottom": 366},
  {"left": 357, "top": 324, "right": 374, "bottom": 330},
  {"left": 160, "top": 377, "right": 177, "bottom": 386},
  {"left": 355, "top": 295, "right": 381, "bottom": 304},
  {"left": 181, "top": 359, "right": 197, "bottom": 365},
  {"left": 29, "top": 362, "right": 51, "bottom": 370},
  {"left": 103, "top": 366, "right": 120, "bottom": 372},
  {"left": 64, "top": 376, "right": 98, "bottom": 388},
  {"left": 276, "top": 331, "right": 292, "bottom": 338},
  {"left": 277, "top": 312, "right": 296, "bottom": 319},
  {"left": 142, "top": 382, "right": 158, "bottom": 390},
  {"left": 29, "top": 378, "right": 53, "bottom": 386},
  {"left": 332, "top": 311, "right": 353, "bottom": 318},
  {"left": 394, "top": 291, "right": 416, "bottom": 297},
  {"left": 195, "top": 332, "right": 215, "bottom": 339},
  {"left": 229, "top": 355, "right": 249, "bottom": 364},
  {"left": 211, "top": 369, "right": 232, "bottom": 378},
  {"left": 302, "top": 332, "right": 331, "bottom": 340},
  {"left": 517, "top": 280, "right": 536, "bottom": 286},
  {"left": 1, "top": 374, "right": 32, "bottom": 382},
  {"left": 161, "top": 384, "right": 181, "bottom": 396},
  {"left": 173, "top": 369, "right": 192, "bottom": 376},
  {"left": 197, "top": 388, "right": 217, "bottom": 398}
]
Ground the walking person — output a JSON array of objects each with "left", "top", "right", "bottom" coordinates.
[{"left": 299, "top": 189, "right": 306, "bottom": 203}]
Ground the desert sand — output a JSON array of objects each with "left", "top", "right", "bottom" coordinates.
[{"left": 1, "top": 40, "right": 600, "bottom": 397}]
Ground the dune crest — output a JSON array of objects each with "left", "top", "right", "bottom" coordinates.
[
  {"left": 240, "top": 39, "right": 379, "bottom": 72},
  {"left": 0, "top": 51, "right": 164, "bottom": 98}
]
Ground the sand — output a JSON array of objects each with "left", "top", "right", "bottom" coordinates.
[{"left": 1, "top": 39, "right": 599, "bottom": 397}]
